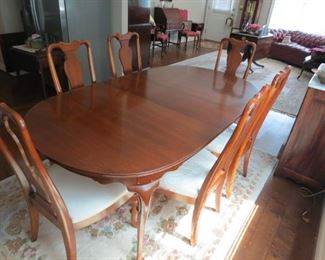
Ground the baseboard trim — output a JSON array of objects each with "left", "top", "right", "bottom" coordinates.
[{"left": 315, "top": 198, "right": 325, "bottom": 260}]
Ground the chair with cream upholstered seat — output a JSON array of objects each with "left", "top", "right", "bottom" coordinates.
[
  {"left": 156, "top": 85, "right": 271, "bottom": 246},
  {"left": 207, "top": 66, "right": 291, "bottom": 198},
  {"left": 47, "top": 40, "right": 96, "bottom": 95},
  {"left": 0, "top": 102, "right": 133, "bottom": 260}
]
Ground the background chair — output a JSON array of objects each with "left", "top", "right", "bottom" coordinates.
[
  {"left": 214, "top": 37, "right": 256, "bottom": 80},
  {"left": 47, "top": 40, "right": 96, "bottom": 95},
  {"left": 151, "top": 25, "right": 169, "bottom": 56},
  {"left": 0, "top": 103, "right": 133, "bottom": 260},
  {"left": 177, "top": 20, "right": 201, "bottom": 50},
  {"left": 107, "top": 32, "right": 142, "bottom": 78},
  {"left": 155, "top": 87, "right": 267, "bottom": 246}
]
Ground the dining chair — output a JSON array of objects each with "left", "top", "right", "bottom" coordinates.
[
  {"left": 214, "top": 37, "right": 257, "bottom": 80},
  {"left": 0, "top": 103, "right": 134, "bottom": 260},
  {"left": 177, "top": 20, "right": 201, "bottom": 50},
  {"left": 155, "top": 86, "right": 269, "bottom": 246},
  {"left": 107, "top": 32, "right": 142, "bottom": 78},
  {"left": 152, "top": 26, "right": 169, "bottom": 56},
  {"left": 241, "top": 67, "right": 291, "bottom": 175},
  {"left": 47, "top": 40, "right": 96, "bottom": 95},
  {"left": 211, "top": 66, "right": 291, "bottom": 198}
]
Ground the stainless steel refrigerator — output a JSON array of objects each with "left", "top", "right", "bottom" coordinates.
[{"left": 21, "top": 0, "right": 110, "bottom": 81}]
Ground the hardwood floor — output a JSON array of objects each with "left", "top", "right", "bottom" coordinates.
[
  {"left": 0, "top": 40, "right": 322, "bottom": 259},
  {"left": 232, "top": 176, "right": 322, "bottom": 260},
  {"left": 151, "top": 40, "right": 217, "bottom": 67}
]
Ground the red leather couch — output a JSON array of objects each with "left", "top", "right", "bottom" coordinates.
[{"left": 269, "top": 29, "right": 325, "bottom": 67}]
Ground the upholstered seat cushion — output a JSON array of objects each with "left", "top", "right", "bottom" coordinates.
[
  {"left": 156, "top": 32, "right": 168, "bottom": 42},
  {"left": 182, "top": 30, "right": 200, "bottom": 37},
  {"left": 159, "top": 149, "right": 217, "bottom": 198},
  {"left": 159, "top": 124, "right": 235, "bottom": 198},
  {"left": 46, "top": 163, "right": 131, "bottom": 224}
]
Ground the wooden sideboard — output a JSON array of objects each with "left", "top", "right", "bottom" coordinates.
[{"left": 275, "top": 74, "right": 325, "bottom": 190}]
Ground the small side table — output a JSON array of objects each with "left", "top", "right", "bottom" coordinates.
[
  {"left": 192, "top": 23, "right": 204, "bottom": 48},
  {"left": 191, "top": 23, "right": 204, "bottom": 33},
  {"left": 230, "top": 30, "right": 273, "bottom": 68}
]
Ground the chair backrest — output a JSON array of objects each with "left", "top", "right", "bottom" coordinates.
[
  {"left": 195, "top": 84, "right": 271, "bottom": 208},
  {"left": 182, "top": 20, "right": 193, "bottom": 31},
  {"left": 47, "top": 40, "right": 96, "bottom": 94},
  {"left": 107, "top": 32, "right": 142, "bottom": 78},
  {"left": 249, "top": 66, "right": 291, "bottom": 144},
  {"left": 0, "top": 102, "right": 72, "bottom": 230},
  {"left": 214, "top": 37, "right": 256, "bottom": 80}
]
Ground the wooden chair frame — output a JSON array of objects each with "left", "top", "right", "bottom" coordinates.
[
  {"left": 215, "top": 37, "right": 257, "bottom": 80},
  {"left": 0, "top": 103, "right": 133, "bottom": 260},
  {"left": 47, "top": 40, "right": 96, "bottom": 94},
  {"left": 241, "top": 67, "right": 291, "bottom": 174},
  {"left": 107, "top": 32, "right": 142, "bottom": 78},
  {"left": 156, "top": 87, "right": 268, "bottom": 246},
  {"left": 224, "top": 66, "right": 291, "bottom": 198}
]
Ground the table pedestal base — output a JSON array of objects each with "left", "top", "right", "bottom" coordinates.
[{"left": 128, "top": 180, "right": 159, "bottom": 260}]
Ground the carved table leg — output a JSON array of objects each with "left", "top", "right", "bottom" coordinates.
[{"left": 127, "top": 180, "right": 159, "bottom": 260}]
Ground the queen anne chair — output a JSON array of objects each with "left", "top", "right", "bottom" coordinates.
[
  {"left": 209, "top": 66, "right": 291, "bottom": 198},
  {"left": 107, "top": 32, "right": 142, "bottom": 78},
  {"left": 47, "top": 40, "right": 96, "bottom": 95},
  {"left": 0, "top": 103, "right": 134, "bottom": 260},
  {"left": 156, "top": 85, "right": 270, "bottom": 246},
  {"left": 214, "top": 37, "right": 257, "bottom": 80}
]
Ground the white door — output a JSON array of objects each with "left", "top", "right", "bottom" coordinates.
[{"left": 204, "top": 0, "right": 239, "bottom": 42}]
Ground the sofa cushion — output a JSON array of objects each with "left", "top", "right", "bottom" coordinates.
[
  {"left": 290, "top": 31, "right": 325, "bottom": 48},
  {"left": 270, "top": 29, "right": 289, "bottom": 42}
]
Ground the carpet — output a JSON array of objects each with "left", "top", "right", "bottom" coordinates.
[
  {"left": 0, "top": 125, "right": 277, "bottom": 260},
  {"left": 173, "top": 51, "right": 312, "bottom": 116}
]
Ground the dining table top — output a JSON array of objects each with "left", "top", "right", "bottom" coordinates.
[{"left": 25, "top": 65, "right": 259, "bottom": 184}]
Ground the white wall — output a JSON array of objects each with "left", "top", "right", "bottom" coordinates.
[
  {"left": 151, "top": 0, "right": 207, "bottom": 22},
  {"left": 0, "top": 0, "right": 23, "bottom": 34},
  {"left": 109, "top": 0, "right": 128, "bottom": 34}
]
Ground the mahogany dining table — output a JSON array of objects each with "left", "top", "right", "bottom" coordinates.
[{"left": 24, "top": 65, "right": 258, "bottom": 259}]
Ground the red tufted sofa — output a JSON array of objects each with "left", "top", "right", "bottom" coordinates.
[{"left": 269, "top": 29, "right": 325, "bottom": 67}]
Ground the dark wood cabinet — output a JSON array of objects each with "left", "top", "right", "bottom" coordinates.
[
  {"left": 128, "top": 0, "right": 151, "bottom": 69},
  {"left": 0, "top": 32, "right": 25, "bottom": 72},
  {"left": 230, "top": 31, "right": 273, "bottom": 60},
  {"left": 9, "top": 47, "right": 65, "bottom": 98},
  {"left": 275, "top": 79, "right": 325, "bottom": 190}
]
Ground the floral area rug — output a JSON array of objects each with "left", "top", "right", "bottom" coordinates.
[
  {"left": 173, "top": 51, "right": 311, "bottom": 116},
  {"left": 0, "top": 124, "right": 277, "bottom": 260}
]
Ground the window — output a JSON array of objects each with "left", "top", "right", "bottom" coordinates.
[
  {"left": 212, "top": 0, "right": 233, "bottom": 12},
  {"left": 269, "top": 0, "right": 325, "bottom": 35}
]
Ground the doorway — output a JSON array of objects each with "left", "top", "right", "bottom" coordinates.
[{"left": 204, "top": 0, "right": 240, "bottom": 42}]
